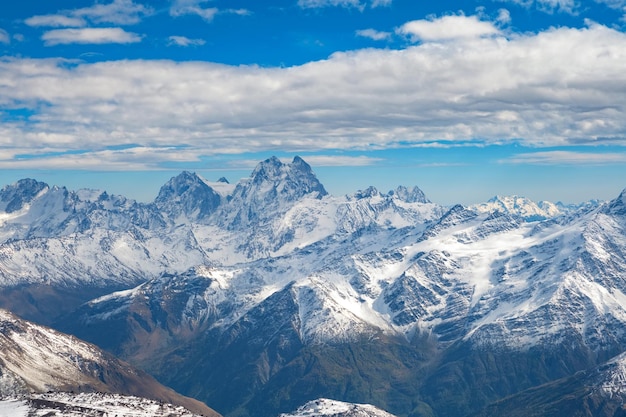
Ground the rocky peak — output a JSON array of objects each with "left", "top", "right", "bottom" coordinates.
[
  {"left": 248, "top": 156, "right": 327, "bottom": 198},
  {"left": 155, "top": 171, "right": 222, "bottom": 221},
  {"left": 222, "top": 156, "right": 327, "bottom": 228},
  {"left": 390, "top": 185, "right": 430, "bottom": 204},
  {"left": 606, "top": 188, "right": 626, "bottom": 216},
  {"left": 352, "top": 186, "right": 380, "bottom": 200},
  {"left": 0, "top": 178, "right": 49, "bottom": 213}
]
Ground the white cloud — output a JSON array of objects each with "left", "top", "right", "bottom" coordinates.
[
  {"left": 356, "top": 29, "right": 391, "bottom": 41},
  {"left": 502, "top": 151, "right": 626, "bottom": 165},
  {"left": 42, "top": 28, "right": 142, "bottom": 45},
  {"left": 167, "top": 36, "right": 206, "bottom": 47},
  {"left": 397, "top": 14, "right": 501, "bottom": 42},
  {"left": 170, "top": 0, "right": 219, "bottom": 21},
  {"left": 298, "top": 0, "right": 387, "bottom": 10},
  {"left": 2, "top": 23, "right": 626, "bottom": 169},
  {"left": 596, "top": 0, "right": 626, "bottom": 8},
  {"left": 292, "top": 155, "right": 383, "bottom": 166},
  {"left": 25, "top": 15, "right": 87, "bottom": 28},
  {"left": 25, "top": 1, "right": 152, "bottom": 28},
  {"left": 497, "top": 0, "right": 578, "bottom": 14},
  {"left": 0, "top": 29, "right": 9, "bottom": 44},
  {"left": 73, "top": 0, "right": 153, "bottom": 25},
  {"left": 225, "top": 9, "right": 252, "bottom": 16},
  {"left": 537, "top": 0, "right": 578, "bottom": 13},
  {"left": 496, "top": 9, "right": 512, "bottom": 24},
  {"left": 1, "top": 146, "right": 203, "bottom": 171},
  {"left": 227, "top": 155, "right": 382, "bottom": 170}
]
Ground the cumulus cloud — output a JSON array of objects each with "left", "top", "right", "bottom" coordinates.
[
  {"left": 167, "top": 36, "right": 206, "bottom": 46},
  {"left": 25, "top": 0, "right": 152, "bottom": 27},
  {"left": 356, "top": 29, "right": 392, "bottom": 41},
  {"left": 2, "top": 23, "right": 626, "bottom": 169},
  {"left": 170, "top": 0, "right": 218, "bottom": 21},
  {"left": 397, "top": 14, "right": 501, "bottom": 42},
  {"left": 42, "top": 28, "right": 142, "bottom": 45},
  {"left": 502, "top": 151, "right": 626, "bottom": 165}
]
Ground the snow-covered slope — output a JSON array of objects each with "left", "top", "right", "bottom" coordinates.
[
  {"left": 71, "top": 193, "right": 626, "bottom": 353},
  {"left": 280, "top": 399, "right": 397, "bottom": 417},
  {"left": 0, "top": 392, "right": 207, "bottom": 417}
]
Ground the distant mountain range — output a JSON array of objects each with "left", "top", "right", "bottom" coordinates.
[{"left": 0, "top": 156, "right": 624, "bottom": 417}]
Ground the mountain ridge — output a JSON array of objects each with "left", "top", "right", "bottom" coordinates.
[{"left": 0, "top": 156, "right": 621, "bottom": 417}]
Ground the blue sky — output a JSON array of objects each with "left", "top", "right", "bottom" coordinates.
[{"left": 1, "top": 0, "right": 626, "bottom": 204}]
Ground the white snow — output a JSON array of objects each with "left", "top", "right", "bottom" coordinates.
[
  {"left": 0, "top": 393, "right": 203, "bottom": 417},
  {"left": 0, "top": 400, "right": 28, "bottom": 417},
  {"left": 280, "top": 398, "right": 397, "bottom": 417}
]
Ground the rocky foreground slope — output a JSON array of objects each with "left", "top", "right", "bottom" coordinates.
[
  {"left": 0, "top": 308, "right": 218, "bottom": 417},
  {"left": 0, "top": 392, "right": 209, "bottom": 417}
]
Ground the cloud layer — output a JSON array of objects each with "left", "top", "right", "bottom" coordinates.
[
  {"left": 298, "top": 0, "right": 389, "bottom": 9},
  {"left": 1, "top": 16, "right": 626, "bottom": 169},
  {"left": 26, "top": 0, "right": 153, "bottom": 27},
  {"left": 502, "top": 151, "right": 626, "bottom": 165},
  {"left": 42, "top": 28, "right": 142, "bottom": 45}
]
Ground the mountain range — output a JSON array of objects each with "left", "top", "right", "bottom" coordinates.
[{"left": 0, "top": 156, "right": 625, "bottom": 416}]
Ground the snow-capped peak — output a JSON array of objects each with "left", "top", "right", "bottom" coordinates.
[
  {"left": 280, "top": 399, "right": 397, "bottom": 417},
  {"left": 390, "top": 185, "right": 430, "bottom": 204},
  {"left": 0, "top": 179, "right": 49, "bottom": 213},
  {"left": 248, "top": 156, "right": 327, "bottom": 199},
  {"left": 217, "top": 156, "right": 328, "bottom": 230},
  {"left": 605, "top": 188, "right": 626, "bottom": 216},
  {"left": 155, "top": 171, "right": 222, "bottom": 222},
  {"left": 471, "top": 195, "right": 563, "bottom": 221}
]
